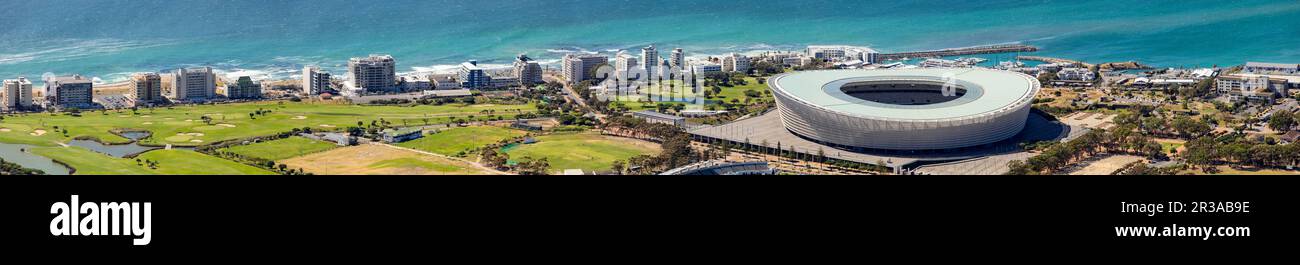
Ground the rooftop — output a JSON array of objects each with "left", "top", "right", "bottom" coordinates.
[
  {"left": 770, "top": 68, "right": 1038, "bottom": 121},
  {"left": 1246, "top": 62, "right": 1300, "bottom": 69}
]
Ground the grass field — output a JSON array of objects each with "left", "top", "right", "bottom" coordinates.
[
  {"left": 606, "top": 76, "right": 773, "bottom": 107},
  {"left": 396, "top": 126, "right": 525, "bottom": 156},
  {"left": 710, "top": 77, "right": 772, "bottom": 102},
  {"left": 222, "top": 136, "right": 339, "bottom": 161},
  {"left": 30, "top": 146, "right": 274, "bottom": 175},
  {"left": 503, "top": 132, "right": 659, "bottom": 173},
  {"left": 0, "top": 100, "right": 536, "bottom": 147},
  {"left": 279, "top": 144, "right": 495, "bottom": 175}
]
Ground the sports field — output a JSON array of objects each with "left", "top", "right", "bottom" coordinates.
[
  {"left": 0, "top": 100, "right": 535, "bottom": 147},
  {"left": 222, "top": 136, "right": 339, "bottom": 161},
  {"left": 30, "top": 146, "right": 274, "bottom": 175},
  {"left": 503, "top": 132, "right": 659, "bottom": 173},
  {"left": 279, "top": 144, "right": 496, "bottom": 175},
  {"left": 396, "top": 126, "right": 526, "bottom": 156}
]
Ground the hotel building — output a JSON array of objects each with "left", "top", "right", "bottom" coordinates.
[
  {"left": 129, "top": 73, "right": 163, "bottom": 105},
  {"left": 168, "top": 67, "right": 217, "bottom": 101},
  {"left": 458, "top": 60, "right": 490, "bottom": 88},
  {"left": 670, "top": 48, "right": 684, "bottom": 69},
  {"left": 44, "top": 75, "right": 94, "bottom": 109}
]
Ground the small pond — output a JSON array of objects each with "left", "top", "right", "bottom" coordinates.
[{"left": 0, "top": 143, "right": 73, "bottom": 175}]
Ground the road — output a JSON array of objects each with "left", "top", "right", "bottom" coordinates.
[{"left": 543, "top": 73, "right": 608, "bottom": 123}]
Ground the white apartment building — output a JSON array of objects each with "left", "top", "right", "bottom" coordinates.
[
  {"left": 806, "top": 45, "right": 880, "bottom": 64},
  {"left": 692, "top": 62, "right": 722, "bottom": 76},
  {"left": 348, "top": 54, "right": 398, "bottom": 93},
  {"left": 1217, "top": 74, "right": 1289, "bottom": 103},
  {"left": 562, "top": 54, "right": 609, "bottom": 84},
  {"left": 514, "top": 54, "right": 543, "bottom": 86},
  {"left": 1056, "top": 68, "right": 1096, "bottom": 82},
  {"left": 641, "top": 45, "right": 660, "bottom": 77},
  {"left": 615, "top": 51, "right": 640, "bottom": 80},
  {"left": 722, "top": 53, "right": 752, "bottom": 73},
  {"left": 669, "top": 48, "right": 684, "bottom": 69},
  {"left": 2, "top": 77, "right": 34, "bottom": 111},
  {"left": 302, "top": 66, "right": 332, "bottom": 95}
]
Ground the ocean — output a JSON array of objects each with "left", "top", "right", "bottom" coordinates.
[{"left": 1, "top": 0, "right": 1298, "bottom": 84}]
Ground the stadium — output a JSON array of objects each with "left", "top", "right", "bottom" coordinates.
[{"left": 768, "top": 68, "right": 1041, "bottom": 151}]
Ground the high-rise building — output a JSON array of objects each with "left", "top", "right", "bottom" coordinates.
[
  {"left": 458, "top": 60, "right": 490, "bottom": 89},
  {"left": 641, "top": 45, "right": 659, "bottom": 77},
  {"left": 129, "top": 73, "right": 162, "bottom": 105},
  {"left": 168, "top": 67, "right": 216, "bottom": 101},
  {"left": 669, "top": 48, "right": 684, "bottom": 69},
  {"left": 44, "top": 75, "right": 94, "bottom": 109},
  {"left": 302, "top": 66, "right": 332, "bottom": 95},
  {"left": 2, "top": 77, "right": 33, "bottom": 111},
  {"left": 722, "top": 53, "right": 752, "bottom": 73},
  {"left": 348, "top": 54, "right": 398, "bottom": 93},
  {"left": 514, "top": 54, "right": 543, "bottom": 86},
  {"left": 615, "top": 51, "right": 640, "bottom": 80},
  {"left": 223, "top": 76, "right": 262, "bottom": 99},
  {"left": 562, "top": 54, "right": 609, "bottom": 84}
]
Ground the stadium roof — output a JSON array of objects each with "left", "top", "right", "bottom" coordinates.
[{"left": 770, "top": 68, "right": 1038, "bottom": 120}]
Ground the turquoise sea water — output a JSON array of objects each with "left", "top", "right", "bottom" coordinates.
[{"left": 1, "top": 0, "right": 1298, "bottom": 83}]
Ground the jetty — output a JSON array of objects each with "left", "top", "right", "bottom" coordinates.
[{"left": 880, "top": 44, "right": 1038, "bottom": 60}]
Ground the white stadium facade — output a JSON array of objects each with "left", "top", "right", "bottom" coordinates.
[{"left": 769, "top": 68, "right": 1040, "bottom": 151}]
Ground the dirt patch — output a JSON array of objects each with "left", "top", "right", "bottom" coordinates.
[
  {"left": 280, "top": 144, "right": 495, "bottom": 175},
  {"left": 1067, "top": 155, "right": 1145, "bottom": 175}
]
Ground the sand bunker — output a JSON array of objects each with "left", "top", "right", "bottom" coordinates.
[
  {"left": 178, "top": 132, "right": 205, "bottom": 137},
  {"left": 141, "top": 115, "right": 151, "bottom": 118},
  {"left": 319, "top": 124, "right": 336, "bottom": 128},
  {"left": 217, "top": 124, "right": 237, "bottom": 128},
  {"left": 0, "top": 128, "right": 10, "bottom": 132},
  {"left": 30, "top": 129, "right": 46, "bottom": 136},
  {"left": 190, "top": 140, "right": 204, "bottom": 143},
  {"left": 118, "top": 115, "right": 130, "bottom": 118},
  {"left": 292, "top": 116, "right": 308, "bottom": 120},
  {"left": 142, "top": 122, "right": 154, "bottom": 125},
  {"left": 184, "top": 119, "right": 193, "bottom": 122}
]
